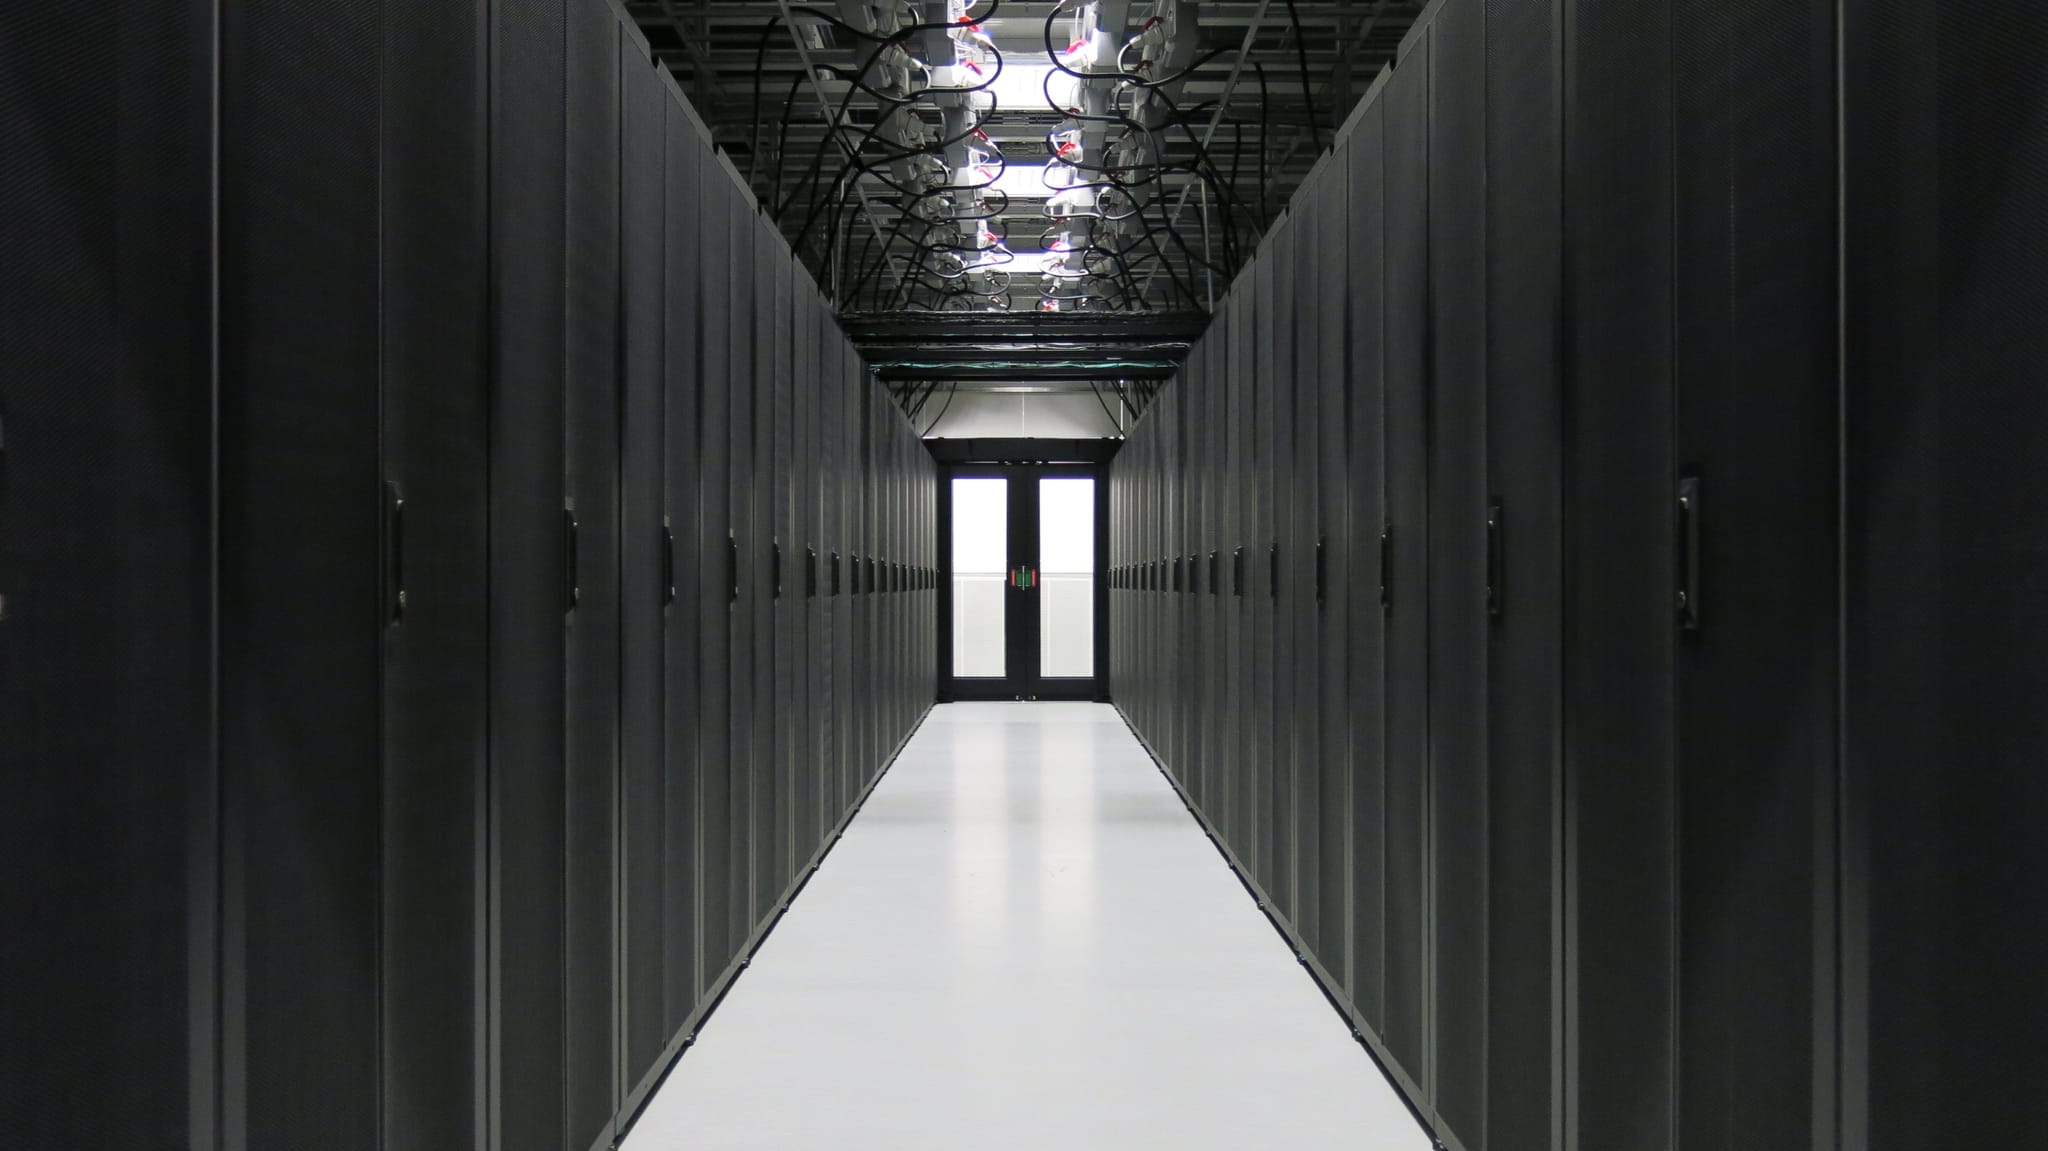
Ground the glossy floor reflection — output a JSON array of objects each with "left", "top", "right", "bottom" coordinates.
[{"left": 622, "top": 703, "right": 1430, "bottom": 1151}]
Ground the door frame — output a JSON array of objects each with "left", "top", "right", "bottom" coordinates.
[{"left": 937, "top": 459, "right": 1110, "bottom": 702}]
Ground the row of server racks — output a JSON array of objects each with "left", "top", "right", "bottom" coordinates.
[
  {"left": 1109, "top": 1, "right": 2047, "bottom": 1150},
  {"left": 0, "top": 1, "right": 937, "bottom": 1150}
]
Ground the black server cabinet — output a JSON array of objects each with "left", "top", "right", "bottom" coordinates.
[
  {"left": 1227, "top": 283, "right": 1256, "bottom": 863},
  {"left": 0, "top": 4, "right": 216, "bottom": 1145},
  {"left": 489, "top": 2, "right": 571, "bottom": 1147},
  {"left": 379, "top": 1, "right": 493, "bottom": 1148},
  {"left": 618, "top": 41, "right": 670, "bottom": 1103},
  {"left": 660, "top": 94, "right": 706, "bottom": 1043},
  {"left": 219, "top": 0, "right": 384, "bottom": 1144},
  {"left": 699, "top": 160, "right": 738, "bottom": 982},
  {"left": 1288, "top": 200, "right": 1324, "bottom": 956},
  {"left": 1381, "top": 42, "right": 1432, "bottom": 1093},
  {"left": 835, "top": 347, "right": 858, "bottom": 812},
  {"left": 1427, "top": 2, "right": 1489, "bottom": 1137},
  {"left": 1671, "top": 3, "right": 1838, "bottom": 1149},
  {"left": 1251, "top": 244, "right": 1279, "bottom": 897},
  {"left": 751, "top": 220, "right": 782, "bottom": 924},
  {"left": 724, "top": 180, "right": 757, "bottom": 969},
  {"left": 1562, "top": 0, "right": 1679, "bottom": 1145},
  {"left": 1187, "top": 352, "right": 1210, "bottom": 812},
  {"left": 770, "top": 251, "right": 795, "bottom": 904},
  {"left": 1480, "top": 0, "right": 1564, "bottom": 1142},
  {"left": 1345, "top": 103, "right": 1390, "bottom": 1033},
  {"left": 798, "top": 276, "right": 823, "bottom": 851},
  {"left": 1203, "top": 331, "right": 1226, "bottom": 831},
  {"left": 1313, "top": 154, "right": 1353, "bottom": 987},
  {"left": 1274, "top": 212, "right": 1310, "bottom": 934},
  {"left": 1844, "top": 6, "right": 2048, "bottom": 1146},
  {"left": 564, "top": 7, "right": 621, "bottom": 1144}
]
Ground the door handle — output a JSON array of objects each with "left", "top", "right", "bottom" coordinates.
[
  {"left": 384, "top": 481, "right": 406, "bottom": 626},
  {"left": 1486, "top": 504, "right": 1504, "bottom": 619},
  {"left": 807, "top": 546, "right": 818, "bottom": 598},
  {"left": 563, "top": 507, "right": 580, "bottom": 613},
  {"left": 772, "top": 539, "right": 783, "bottom": 600},
  {"left": 1379, "top": 523, "right": 1394, "bottom": 612},
  {"left": 1677, "top": 475, "right": 1701, "bottom": 631},
  {"left": 1315, "top": 536, "right": 1327, "bottom": 605},
  {"left": 1233, "top": 546, "right": 1246, "bottom": 597},
  {"left": 662, "top": 519, "right": 676, "bottom": 606},
  {"left": 728, "top": 532, "right": 739, "bottom": 604},
  {"left": 1209, "top": 551, "right": 1220, "bottom": 597},
  {"left": 1269, "top": 542, "right": 1279, "bottom": 602}
]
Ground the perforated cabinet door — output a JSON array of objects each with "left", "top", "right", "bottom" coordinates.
[
  {"left": 377, "top": 1, "right": 492, "bottom": 1148},
  {"left": 1672, "top": 2, "right": 1839, "bottom": 1148},
  {"left": 1561, "top": 0, "right": 1679, "bottom": 1144},
  {"left": 618, "top": 37, "right": 671, "bottom": 1101},
  {"left": 218, "top": 0, "right": 386, "bottom": 1144},
  {"left": 1284, "top": 200, "right": 1322, "bottom": 949},
  {"left": 1844, "top": 6, "right": 2048, "bottom": 1146},
  {"left": 725, "top": 185, "right": 758, "bottom": 957},
  {"left": 1346, "top": 97, "right": 1391, "bottom": 1041},
  {"left": 659, "top": 89, "right": 707, "bottom": 1045},
  {"left": 1313, "top": 152, "right": 1354, "bottom": 990},
  {"left": 1426, "top": 4, "right": 1490, "bottom": 1135},
  {"left": 752, "top": 218, "right": 784, "bottom": 923},
  {"left": 0, "top": 4, "right": 215, "bottom": 1145},
  {"left": 563, "top": 9, "right": 622, "bottom": 1142},
  {"left": 1381, "top": 42, "right": 1432, "bottom": 1093},
  {"left": 699, "top": 160, "right": 739, "bottom": 980},
  {"left": 1479, "top": 1, "right": 1564, "bottom": 1141}
]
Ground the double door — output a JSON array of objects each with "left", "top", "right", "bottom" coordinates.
[{"left": 945, "top": 465, "right": 1102, "bottom": 701}]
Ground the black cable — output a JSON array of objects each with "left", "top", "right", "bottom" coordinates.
[
  {"left": 746, "top": 16, "right": 784, "bottom": 198},
  {"left": 1284, "top": 0, "right": 1325, "bottom": 156},
  {"left": 920, "top": 383, "right": 960, "bottom": 437}
]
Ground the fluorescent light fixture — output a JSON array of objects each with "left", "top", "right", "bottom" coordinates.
[
  {"left": 985, "top": 61, "right": 1054, "bottom": 110},
  {"left": 985, "top": 163, "right": 1052, "bottom": 200}
]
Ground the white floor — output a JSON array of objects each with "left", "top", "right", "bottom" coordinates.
[{"left": 623, "top": 702, "right": 1430, "bottom": 1151}]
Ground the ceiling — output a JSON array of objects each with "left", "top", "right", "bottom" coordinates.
[{"left": 622, "top": 1, "right": 1422, "bottom": 409}]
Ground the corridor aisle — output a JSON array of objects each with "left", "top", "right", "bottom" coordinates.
[{"left": 622, "top": 703, "right": 1430, "bottom": 1150}]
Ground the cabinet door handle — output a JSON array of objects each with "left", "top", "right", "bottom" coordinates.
[
  {"left": 1269, "top": 542, "right": 1279, "bottom": 602},
  {"left": 563, "top": 508, "right": 580, "bottom": 613},
  {"left": 661, "top": 520, "right": 676, "bottom": 606},
  {"left": 1379, "top": 523, "right": 1394, "bottom": 612},
  {"left": 1486, "top": 504, "right": 1504, "bottom": 619},
  {"left": 807, "top": 547, "right": 818, "bottom": 598},
  {"left": 772, "top": 539, "right": 783, "bottom": 600},
  {"left": 1234, "top": 546, "right": 1246, "bottom": 597},
  {"left": 1209, "top": 551, "right": 1220, "bottom": 596},
  {"left": 1315, "top": 537, "right": 1327, "bottom": 605},
  {"left": 384, "top": 481, "right": 406, "bottom": 626},
  {"left": 1677, "top": 476, "right": 1701, "bottom": 631},
  {"left": 728, "top": 533, "right": 739, "bottom": 604}
]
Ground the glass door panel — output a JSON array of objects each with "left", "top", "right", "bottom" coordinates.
[
  {"left": 1038, "top": 477, "right": 1096, "bottom": 678},
  {"left": 951, "top": 476, "right": 1008, "bottom": 678}
]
